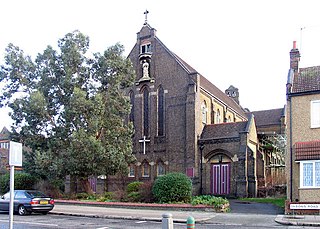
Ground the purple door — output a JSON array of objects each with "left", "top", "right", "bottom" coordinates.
[{"left": 211, "top": 163, "right": 230, "bottom": 195}]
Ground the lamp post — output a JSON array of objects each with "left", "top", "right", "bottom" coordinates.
[{"left": 199, "top": 143, "right": 205, "bottom": 195}]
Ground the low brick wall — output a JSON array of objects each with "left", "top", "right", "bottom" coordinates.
[{"left": 55, "top": 199, "right": 229, "bottom": 212}]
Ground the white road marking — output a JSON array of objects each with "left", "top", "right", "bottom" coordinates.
[
  {"left": 136, "top": 220, "right": 147, "bottom": 224},
  {"left": 0, "top": 219, "right": 59, "bottom": 227}
]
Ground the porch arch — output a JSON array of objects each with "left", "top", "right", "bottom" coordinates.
[{"left": 205, "top": 149, "right": 233, "bottom": 195}]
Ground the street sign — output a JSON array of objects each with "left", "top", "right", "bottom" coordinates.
[
  {"left": 9, "top": 141, "right": 22, "bottom": 166},
  {"left": 9, "top": 141, "right": 22, "bottom": 229}
]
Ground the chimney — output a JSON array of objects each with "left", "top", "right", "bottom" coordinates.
[{"left": 290, "top": 41, "right": 300, "bottom": 72}]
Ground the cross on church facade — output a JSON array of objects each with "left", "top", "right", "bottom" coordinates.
[
  {"left": 139, "top": 136, "right": 150, "bottom": 154},
  {"left": 144, "top": 10, "right": 149, "bottom": 24}
]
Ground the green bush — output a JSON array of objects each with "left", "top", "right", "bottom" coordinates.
[
  {"left": 0, "top": 173, "right": 36, "bottom": 194},
  {"left": 127, "top": 181, "right": 143, "bottom": 193},
  {"left": 15, "top": 173, "right": 37, "bottom": 190},
  {"left": 191, "top": 195, "right": 229, "bottom": 208},
  {"left": 103, "top": 192, "right": 114, "bottom": 200},
  {"left": 127, "top": 191, "right": 141, "bottom": 202},
  {"left": 76, "top": 192, "right": 90, "bottom": 199},
  {"left": 152, "top": 172, "right": 192, "bottom": 203}
]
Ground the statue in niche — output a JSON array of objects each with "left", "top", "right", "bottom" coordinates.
[{"left": 142, "top": 60, "right": 149, "bottom": 78}]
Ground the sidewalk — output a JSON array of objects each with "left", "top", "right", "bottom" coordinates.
[
  {"left": 51, "top": 200, "right": 320, "bottom": 227},
  {"left": 275, "top": 214, "right": 320, "bottom": 227},
  {"left": 51, "top": 201, "right": 216, "bottom": 223}
]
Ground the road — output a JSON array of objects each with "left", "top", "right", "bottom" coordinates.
[{"left": 0, "top": 212, "right": 314, "bottom": 229}]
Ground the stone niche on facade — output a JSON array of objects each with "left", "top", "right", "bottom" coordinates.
[{"left": 136, "top": 52, "right": 154, "bottom": 85}]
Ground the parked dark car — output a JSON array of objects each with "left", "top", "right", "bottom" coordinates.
[{"left": 0, "top": 190, "right": 54, "bottom": 215}]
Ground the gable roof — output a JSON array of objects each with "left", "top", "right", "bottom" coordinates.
[
  {"left": 140, "top": 24, "right": 247, "bottom": 119},
  {"left": 249, "top": 108, "right": 284, "bottom": 127},
  {"left": 292, "top": 66, "right": 320, "bottom": 93},
  {"left": 200, "top": 121, "right": 248, "bottom": 140},
  {"left": 200, "top": 76, "right": 247, "bottom": 118},
  {"left": 129, "top": 23, "right": 248, "bottom": 120},
  {"left": 0, "top": 127, "right": 10, "bottom": 140}
]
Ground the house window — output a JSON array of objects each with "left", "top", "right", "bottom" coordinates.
[
  {"left": 201, "top": 101, "right": 207, "bottom": 124},
  {"left": 141, "top": 43, "right": 151, "bottom": 53},
  {"left": 0, "top": 142, "right": 9, "bottom": 149},
  {"left": 157, "top": 86, "right": 165, "bottom": 136},
  {"left": 311, "top": 100, "right": 320, "bottom": 128},
  {"left": 142, "top": 87, "right": 149, "bottom": 137},
  {"left": 128, "top": 164, "right": 135, "bottom": 177},
  {"left": 300, "top": 160, "right": 320, "bottom": 188},
  {"left": 157, "top": 161, "right": 165, "bottom": 176},
  {"left": 142, "top": 162, "right": 150, "bottom": 177}
]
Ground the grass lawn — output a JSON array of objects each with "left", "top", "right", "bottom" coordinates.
[{"left": 239, "top": 197, "right": 286, "bottom": 209}]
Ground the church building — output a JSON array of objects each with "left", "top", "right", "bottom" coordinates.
[{"left": 110, "top": 16, "right": 263, "bottom": 197}]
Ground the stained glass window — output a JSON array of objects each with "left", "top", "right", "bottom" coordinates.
[
  {"left": 201, "top": 101, "right": 207, "bottom": 124},
  {"left": 143, "top": 87, "right": 149, "bottom": 137},
  {"left": 158, "top": 86, "right": 165, "bottom": 136},
  {"left": 142, "top": 162, "right": 150, "bottom": 177},
  {"left": 157, "top": 161, "right": 165, "bottom": 176}
]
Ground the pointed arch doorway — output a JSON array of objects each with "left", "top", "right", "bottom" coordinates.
[{"left": 210, "top": 154, "right": 231, "bottom": 195}]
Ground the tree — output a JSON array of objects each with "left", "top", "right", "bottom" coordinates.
[{"left": 0, "top": 31, "right": 136, "bottom": 193}]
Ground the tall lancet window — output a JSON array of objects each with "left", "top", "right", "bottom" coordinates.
[
  {"left": 129, "top": 91, "right": 134, "bottom": 123},
  {"left": 142, "top": 87, "right": 149, "bottom": 137},
  {"left": 157, "top": 86, "right": 165, "bottom": 136},
  {"left": 216, "top": 109, "right": 221, "bottom": 124},
  {"left": 201, "top": 101, "right": 207, "bottom": 124}
]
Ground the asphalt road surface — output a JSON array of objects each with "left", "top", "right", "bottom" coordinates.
[
  {"left": 0, "top": 200, "right": 297, "bottom": 229},
  {"left": 0, "top": 211, "right": 309, "bottom": 229}
]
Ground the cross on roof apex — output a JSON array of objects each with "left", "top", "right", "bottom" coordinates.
[{"left": 144, "top": 10, "right": 149, "bottom": 25}]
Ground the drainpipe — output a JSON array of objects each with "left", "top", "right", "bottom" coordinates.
[
  {"left": 289, "top": 96, "right": 293, "bottom": 202},
  {"left": 199, "top": 144, "right": 205, "bottom": 195}
]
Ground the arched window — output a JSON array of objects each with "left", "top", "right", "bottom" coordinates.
[
  {"left": 216, "top": 109, "right": 221, "bottom": 124},
  {"left": 157, "top": 86, "right": 165, "bottom": 136},
  {"left": 142, "top": 87, "right": 149, "bottom": 137},
  {"left": 157, "top": 160, "right": 165, "bottom": 176},
  {"left": 201, "top": 101, "right": 207, "bottom": 124},
  {"left": 129, "top": 91, "right": 134, "bottom": 123},
  {"left": 142, "top": 161, "right": 150, "bottom": 177},
  {"left": 227, "top": 115, "right": 231, "bottom": 122},
  {"left": 128, "top": 164, "right": 135, "bottom": 177}
]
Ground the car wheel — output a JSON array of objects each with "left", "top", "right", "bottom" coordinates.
[
  {"left": 18, "top": 205, "right": 29, "bottom": 216},
  {"left": 41, "top": 211, "right": 48, "bottom": 215}
]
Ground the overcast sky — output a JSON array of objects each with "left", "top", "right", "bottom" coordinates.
[{"left": 1, "top": 0, "right": 320, "bottom": 130}]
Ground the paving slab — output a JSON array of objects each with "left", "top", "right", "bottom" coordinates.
[{"left": 51, "top": 204, "right": 216, "bottom": 223}]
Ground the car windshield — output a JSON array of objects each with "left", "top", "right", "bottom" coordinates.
[{"left": 26, "top": 191, "right": 47, "bottom": 198}]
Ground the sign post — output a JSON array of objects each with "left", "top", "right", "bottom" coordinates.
[{"left": 9, "top": 141, "right": 22, "bottom": 229}]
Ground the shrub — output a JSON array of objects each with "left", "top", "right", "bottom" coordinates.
[
  {"left": 138, "top": 181, "right": 154, "bottom": 203},
  {"left": 76, "top": 192, "right": 88, "bottom": 199},
  {"left": 152, "top": 172, "right": 192, "bottom": 203},
  {"left": 127, "top": 181, "right": 143, "bottom": 193},
  {"left": 0, "top": 173, "right": 36, "bottom": 194},
  {"left": 191, "top": 195, "right": 229, "bottom": 208},
  {"left": 127, "top": 191, "right": 141, "bottom": 202},
  {"left": 112, "top": 190, "right": 127, "bottom": 202},
  {"left": 14, "top": 173, "right": 37, "bottom": 190},
  {"left": 103, "top": 192, "right": 114, "bottom": 200}
]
